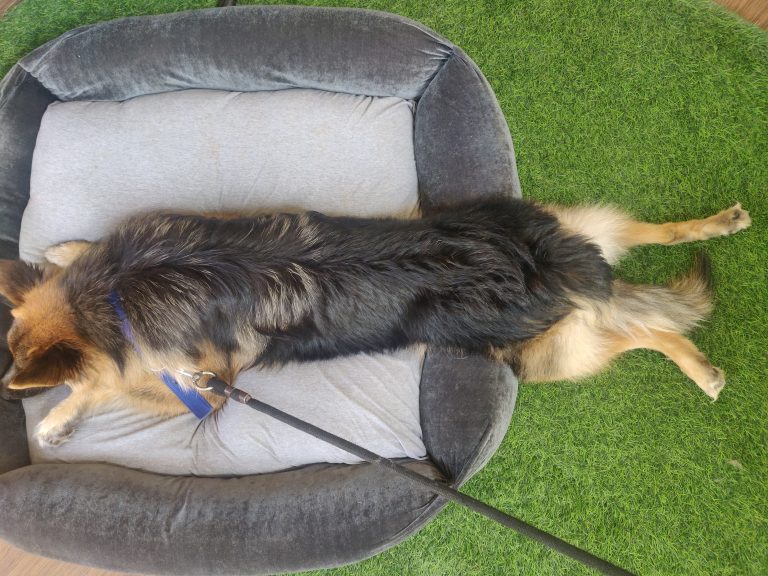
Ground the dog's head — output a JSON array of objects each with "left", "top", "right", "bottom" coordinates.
[{"left": 0, "top": 243, "right": 92, "bottom": 396}]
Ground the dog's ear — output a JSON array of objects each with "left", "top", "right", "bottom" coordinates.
[
  {"left": 44, "top": 241, "right": 93, "bottom": 268},
  {"left": 5, "top": 341, "right": 83, "bottom": 390},
  {"left": 0, "top": 260, "right": 44, "bottom": 307}
]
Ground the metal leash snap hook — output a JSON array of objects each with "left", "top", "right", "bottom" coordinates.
[{"left": 191, "top": 371, "right": 217, "bottom": 391}]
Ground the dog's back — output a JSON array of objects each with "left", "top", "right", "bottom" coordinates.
[{"left": 63, "top": 199, "right": 612, "bottom": 369}]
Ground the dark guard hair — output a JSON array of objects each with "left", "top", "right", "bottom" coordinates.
[{"left": 60, "top": 198, "right": 613, "bottom": 370}]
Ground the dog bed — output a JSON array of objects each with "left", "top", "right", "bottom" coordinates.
[{"left": 0, "top": 6, "right": 520, "bottom": 574}]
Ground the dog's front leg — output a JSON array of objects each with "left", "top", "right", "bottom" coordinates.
[{"left": 34, "top": 383, "right": 111, "bottom": 447}]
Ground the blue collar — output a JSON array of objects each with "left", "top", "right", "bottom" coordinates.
[{"left": 107, "top": 290, "right": 213, "bottom": 419}]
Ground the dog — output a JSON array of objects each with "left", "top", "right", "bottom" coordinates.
[{"left": 0, "top": 198, "right": 751, "bottom": 447}]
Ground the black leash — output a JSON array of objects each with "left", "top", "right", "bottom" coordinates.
[{"left": 202, "top": 375, "right": 635, "bottom": 575}]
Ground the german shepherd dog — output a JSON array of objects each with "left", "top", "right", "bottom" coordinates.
[{"left": 0, "top": 198, "right": 751, "bottom": 447}]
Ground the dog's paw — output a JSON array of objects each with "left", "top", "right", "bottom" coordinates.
[
  {"left": 701, "top": 366, "right": 726, "bottom": 401},
  {"left": 35, "top": 420, "right": 75, "bottom": 448},
  {"left": 711, "top": 203, "right": 752, "bottom": 236}
]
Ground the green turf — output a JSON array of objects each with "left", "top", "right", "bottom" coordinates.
[{"left": 1, "top": 1, "right": 767, "bottom": 574}]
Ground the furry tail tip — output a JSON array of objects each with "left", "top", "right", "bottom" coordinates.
[
  {"left": 690, "top": 250, "right": 713, "bottom": 293},
  {"left": 667, "top": 250, "right": 714, "bottom": 324}
]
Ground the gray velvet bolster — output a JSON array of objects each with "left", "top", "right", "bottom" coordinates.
[
  {"left": 0, "top": 461, "right": 443, "bottom": 576},
  {"left": 0, "top": 296, "right": 26, "bottom": 475},
  {"left": 0, "top": 395, "right": 28, "bottom": 475},
  {"left": 0, "top": 6, "right": 521, "bottom": 574},
  {"left": 415, "top": 50, "right": 521, "bottom": 213},
  {"left": 420, "top": 349, "right": 518, "bottom": 485},
  {"left": 20, "top": 6, "right": 453, "bottom": 101},
  {"left": 0, "top": 66, "right": 53, "bottom": 473},
  {"left": 0, "top": 66, "right": 56, "bottom": 261}
]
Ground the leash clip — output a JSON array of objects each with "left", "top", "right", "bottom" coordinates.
[
  {"left": 175, "top": 369, "right": 218, "bottom": 391},
  {"left": 177, "top": 369, "right": 252, "bottom": 404},
  {"left": 191, "top": 371, "right": 218, "bottom": 391}
]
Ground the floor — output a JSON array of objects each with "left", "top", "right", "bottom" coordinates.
[
  {"left": 0, "top": 540, "right": 128, "bottom": 576},
  {"left": 0, "top": 0, "right": 18, "bottom": 18},
  {"left": 717, "top": 0, "right": 768, "bottom": 26},
  {"left": 0, "top": 0, "right": 765, "bottom": 574}
]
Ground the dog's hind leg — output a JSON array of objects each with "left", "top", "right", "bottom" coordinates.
[
  {"left": 612, "top": 328, "right": 725, "bottom": 400},
  {"left": 499, "top": 303, "right": 724, "bottom": 400},
  {"left": 546, "top": 203, "right": 751, "bottom": 264},
  {"left": 501, "top": 320, "right": 724, "bottom": 399},
  {"left": 498, "top": 254, "right": 724, "bottom": 399}
]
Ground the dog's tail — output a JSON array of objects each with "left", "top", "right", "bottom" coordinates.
[{"left": 608, "top": 251, "right": 714, "bottom": 335}]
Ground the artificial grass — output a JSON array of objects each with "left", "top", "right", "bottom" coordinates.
[{"left": 1, "top": 1, "right": 766, "bottom": 575}]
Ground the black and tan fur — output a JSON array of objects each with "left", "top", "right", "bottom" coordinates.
[{"left": 0, "top": 198, "right": 752, "bottom": 446}]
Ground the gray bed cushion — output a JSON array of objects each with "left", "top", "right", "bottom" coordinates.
[
  {"left": 21, "top": 88, "right": 419, "bottom": 261},
  {"left": 20, "top": 87, "right": 425, "bottom": 474}
]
